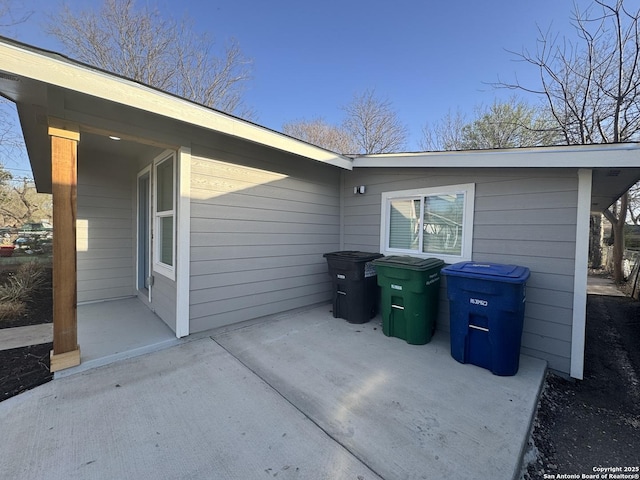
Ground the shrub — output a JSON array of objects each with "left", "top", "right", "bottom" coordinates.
[
  {"left": 0, "top": 262, "right": 47, "bottom": 304},
  {"left": 0, "top": 301, "right": 26, "bottom": 320}
]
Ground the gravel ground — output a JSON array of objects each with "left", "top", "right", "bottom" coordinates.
[{"left": 523, "top": 291, "right": 640, "bottom": 479}]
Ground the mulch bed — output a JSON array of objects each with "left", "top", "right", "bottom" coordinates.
[
  {"left": 0, "top": 265, "right": 53, "bottom": 402},
  {"left": 0, "top": 343, "right": 52, "bottom": 402},
  {"left": 524, "top": 292, "right": 640, "bottom": 478}
]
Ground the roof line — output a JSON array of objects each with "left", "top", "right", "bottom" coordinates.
[
  {"left": 352, "top": 143, "right": 640, "bottom": 168},
  {"left": 0, "top": 35, "right": 353, "bottom": 170}
]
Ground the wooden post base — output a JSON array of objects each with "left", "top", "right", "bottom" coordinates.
[{"left": 50, "top": 348, "right": 81, "bottom": 372}]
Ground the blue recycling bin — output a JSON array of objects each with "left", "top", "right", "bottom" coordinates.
[{"left": 441, "top": 262, "right": 530, "bottom": 376}]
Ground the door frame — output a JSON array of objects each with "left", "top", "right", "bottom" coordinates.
[
  {"left": 136, "top": 165, "right": 153, "bottom": 302},
  {"left": 136, "top": 148, "right": 190, "bottom": 338}
]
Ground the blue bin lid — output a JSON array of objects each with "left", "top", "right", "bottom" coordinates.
[
  {"left": 372, "top": 255, "right": 444, "bottom": 271},
  {"left": 441, "top": 261, "right": 530, "bottom": 283}
]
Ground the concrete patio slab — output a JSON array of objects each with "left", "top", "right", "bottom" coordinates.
[
  {"left": 0, "top": 304, "right": 546, "bottom": 480},
  {"left": 55, "top": 298, "right": 179, "bottom": 378},
  {"left": 0, "top": 336, "right": 381, "bottom": 480},
  {"left": 214, "top": 305, "right": 547, "bottom": 480}
]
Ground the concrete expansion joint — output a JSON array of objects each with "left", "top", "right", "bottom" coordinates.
[{"left": 209, "top": 335, "right": 386, "bottom": 480}]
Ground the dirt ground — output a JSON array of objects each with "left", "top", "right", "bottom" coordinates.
[
  {"left": 0, "top": 266, "right": 53, "bottom": 402},
  {"left": 524, "top": 291, "right": 640, "bottom": 478}
]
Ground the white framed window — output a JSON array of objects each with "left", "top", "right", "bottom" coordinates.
[
  {"left": 380, "top": 183, "right": 475, "bottom": 263},
  {"left": 153, "top": 151, "right": 176, "bottom": 280}
]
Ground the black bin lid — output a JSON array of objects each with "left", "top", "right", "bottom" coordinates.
[{"left": 323, "top": 251, "right": 384, "bottom": 262}]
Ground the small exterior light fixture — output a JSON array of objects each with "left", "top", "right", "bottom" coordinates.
[{"left": 353, "top": 185, "right": 366, "bottom": 194}]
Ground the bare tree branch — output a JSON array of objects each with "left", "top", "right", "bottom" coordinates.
[
  {"left": 421, "top": 97, "right": 559, "bottom": 151},
  {"left": 46, "top": 0, "right": 253, "bottom": 118},
  {"left": 0, "top": 0, "right": 32, "bottom": 28},
  {"left": 495, "top": 0, "right": 640, "bottom": 282},
  {"left": 282, "top": 118, "right": 357, "bottom": 155},
  {"left": 342, "top": 89, "right": 408, "bottom": 154}
]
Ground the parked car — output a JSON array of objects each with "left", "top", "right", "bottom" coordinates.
[{"left": 18, "top": 222, "right": 53, "bottom": 238}]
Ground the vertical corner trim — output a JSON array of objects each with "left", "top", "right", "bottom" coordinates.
[
  {"left": 570, "top": 168, "right": 592, "bottom": 379},
  {"left": 175, "top": 146, "right": 191, "bottom": 338}
]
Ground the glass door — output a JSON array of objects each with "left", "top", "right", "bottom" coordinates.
[{"left": 137, "top": 168, "right": 152, "bottom": 300}]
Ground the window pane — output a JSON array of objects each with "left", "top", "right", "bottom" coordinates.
[
  {"left": 160, "top": 216, "right": 173, "bottom": 266},
  {"left": 389, "top": 198, "right": 420, "bottom": 250},
  {"left": 156, "top": 158, "right": 174, "bottom": 212},
  {"left": 423, "top": 193, "right": 464, "bottom": 255}
]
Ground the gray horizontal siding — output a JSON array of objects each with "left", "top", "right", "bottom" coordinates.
[
  {"left": 151, "top": 273, "right": 176, "bottom": 332},
  {"left": 189, "top": 148, "right": 341, "bottom": 331},
  {"left": 77, "top": 156, "right": 135, "bottom": 303},
  {"left": 343, "top": 167, "right": 579, "bottom": 374}
]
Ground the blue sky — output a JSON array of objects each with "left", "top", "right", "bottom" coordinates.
[{"left": 3, "top": 0, "right": 594, "bottom": 173}]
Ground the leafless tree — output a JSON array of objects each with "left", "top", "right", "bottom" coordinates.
[
  {"left": 0, "top": 0, "right": 32, "bottom": 28},
  {"left": 46, "top": 0, "right": 253, "bottom": 118},
  {"left": 0, "top": 104, "right": 21, "bottom": 152},
  {"left": 0, "top": 0, "right": 32, "bottom": 172},
  {"left": 498, "top": 0, "right": 640, "bottom": 283},
  {"left": 420, "top": 109, "right": 467, "bottom": 151},
  {"left": 627, "top": 182, "right": 640, "bottom": 224},
  {"left": 282, "top": 118, "right": 358, "bottom": 154},
  {"left": 342, "top": 89, "right": 408, "bottom": 154},
  {"left": 0, "top": 174, "right": 52, "bottom": 227}
]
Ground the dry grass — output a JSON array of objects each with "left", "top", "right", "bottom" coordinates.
[
  {"left": 0, "top": 301, "right": 26, "bottom": 320},
  {"left": 0, "top": 262, "right": 47, "bottom": 321}
]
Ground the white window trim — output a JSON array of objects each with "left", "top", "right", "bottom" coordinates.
[
  {"left": 153, "top": 150, "right": 176, "bottom": 280},
  {"left": 380, "top": 183, "right": 475, "bottom": 263}
]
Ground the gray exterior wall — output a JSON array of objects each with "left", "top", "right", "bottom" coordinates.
[
  {"left": 149, "top": 273, "right": 177, "bottom": 332},
  {"left": 77, "top": 153, "right": 135, "bottom": 303},
  {"left": 342, "top": 167, "right": 579, "bottom": 374},
  {"left": 188, "top": 142, "right": 341, "bottom": 332}
]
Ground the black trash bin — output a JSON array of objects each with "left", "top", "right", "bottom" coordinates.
[
  {"left": 441, "top": 262, "right": 530, "bottom": 376},
  {"left": 323, "top": 251, "right": 383, "bottom": 323}
]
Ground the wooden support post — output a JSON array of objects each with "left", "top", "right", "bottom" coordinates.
[{"left": 48, "top": 122, "right": 81, "bottom": 372}]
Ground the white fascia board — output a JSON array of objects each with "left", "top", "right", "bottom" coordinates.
[
  {"left": 0, "top": 40, "right": 353, "bottom": 171},
  {"left": 352, "top": 143, "right": 640, "bottom": 168}
]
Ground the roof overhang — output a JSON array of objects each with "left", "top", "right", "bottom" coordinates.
[
  {"left": 353, "top": 144, "right": 640, "bottom": 214},
  {"left": 0, "top": 36, "right": 353, "bottom": 186}
]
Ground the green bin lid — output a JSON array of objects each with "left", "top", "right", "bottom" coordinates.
[{"left": 372, "top": 255, "right": 444, "bottom": 271}]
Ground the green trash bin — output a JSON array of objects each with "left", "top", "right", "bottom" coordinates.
[{"left": 372, "top": 256, "right": 444, "bottom": 345}]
